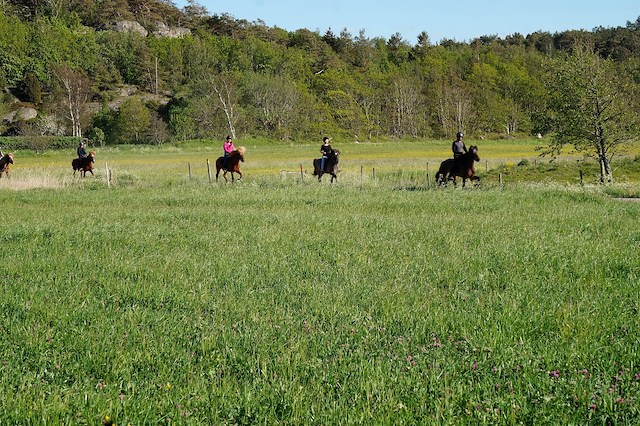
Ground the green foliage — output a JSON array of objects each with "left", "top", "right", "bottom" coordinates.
[
  {"left": 21, "top": 72, "right": 42, "bottom": 104},
  {"left": 0, "top": 12, "right": 30, "bottom": 86},
  {"left": 1, "top": 6, "right": 639, "bottom": 148},
  {"left": 0, "top": 135, "right": 79, "bottom": 151},
  {"left": 542, "top": 44, "right": 640, "bottom": 182},
  {"left": 116, "top": 97, "right": 151, "bottom": 143},
  {"left": 89, "top": 127, "right": 105, "bottom": 147}
]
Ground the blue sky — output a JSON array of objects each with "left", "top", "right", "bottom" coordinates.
[{"left": 175, "top": 0, "right": 638, "bottom": 43}]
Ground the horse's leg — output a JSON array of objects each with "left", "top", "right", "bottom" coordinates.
[
  {"left": 318, "top": 172, "right": 322, "bottom": 182},
  {"left": 236, "top": 170, "right": 242, "bottom": 180},
  {"left": 223, "top": 171, "right": 229, "bottom": 183}
]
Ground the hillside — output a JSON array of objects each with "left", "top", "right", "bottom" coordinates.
[{"left": 1, "top": 1, "right": 639, "bottom": 147}]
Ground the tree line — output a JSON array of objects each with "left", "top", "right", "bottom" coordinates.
[{"left": 1, "top": 1, "right": 639, "bottom": 182}]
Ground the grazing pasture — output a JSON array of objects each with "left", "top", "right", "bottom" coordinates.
[{"left": 0, "top": 139, "right": 639, "bottom": 424}]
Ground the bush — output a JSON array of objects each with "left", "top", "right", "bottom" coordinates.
[{"left": 0, "top": 136, "right": 80, "bottom": 152}]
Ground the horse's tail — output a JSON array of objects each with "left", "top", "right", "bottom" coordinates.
[{"left": 312, "top": 158, "right": 321, "bottom": 175}]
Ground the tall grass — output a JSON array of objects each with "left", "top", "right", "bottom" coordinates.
[
  {"left": 0, "top": 176, "right": 639, "bottom": 423},
  {"left": 1, "top": 140, "right": 639, "bottom": 423}
]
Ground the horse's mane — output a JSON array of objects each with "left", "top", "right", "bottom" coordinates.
[
  {"left": 235, "top": 146, "right": 246, "bottom": 156},
  {"left": 89, "top": 151, "right": 96, "bottom": 156}
]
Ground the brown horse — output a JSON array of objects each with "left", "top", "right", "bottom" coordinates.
[
  {"left": 436, "top": 145, "right": 480, "bottom": 188},
  {"left": 215, "top": 146, "right": 246, "bottom": 182},
  {"left": 72, "top": 151, "right": 96, "bottom": 177},
  {"left": 0, "top": 153, "right": 14, "bottom": 178},
  {"left": 313, "top": 149, "right": 340, "bottom": 183}
]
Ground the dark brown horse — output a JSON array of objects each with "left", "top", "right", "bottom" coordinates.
[
  {"left": 313, "top": 149, "right": 340, "bottom": 183},
  {"left": 215, "top": 146, "right": 246, "bottom": 182},
  {"left": 72, "top": 151, "right": 96, "bottom": 177},
  {"left": 0, "top": 153, "right": 14, "bottom": 178},
  {"left": 436, "top": 145, "right": 480, "bottom": 187}
]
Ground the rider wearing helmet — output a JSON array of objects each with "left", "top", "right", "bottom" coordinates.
[
  {"left": 77, "top": 140, "right": 88, "bottom": 159},
  {"left": 452, "top": 131, "right": 467, "bottom": 159},
  {"left": 222, "top": 135, "right": 235, "bottom": 171}
]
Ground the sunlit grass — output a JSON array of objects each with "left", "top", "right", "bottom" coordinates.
[{"left": 0, "top": 139, "right": 639, "bottom": 423}]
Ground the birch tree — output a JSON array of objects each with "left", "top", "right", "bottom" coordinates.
[
  {"left": 55, "top": 65, "right": 90, "bottom": 138},
  {"left": 200, "top": 72, "right": 241, "bottom": 139}
]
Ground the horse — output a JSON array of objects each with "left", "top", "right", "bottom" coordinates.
[
  {"left": 313, "top": 149, "right": 340, "bottom": 183},
  {"left": 215, "top": 146, "right": 246, "bottom": 182},
  {"left": 72, "top": 151, "right": 96, "bottom": 177},
  {"left": 0, "top": 153, "right": 14, "bottom": 178},
  {"left": 436, "top": 145, "right": 480, "bottom": 188}
]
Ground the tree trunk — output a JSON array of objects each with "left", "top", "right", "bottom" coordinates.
[{"left": 211, "top": 76, "right": 237, "bottom": 139}]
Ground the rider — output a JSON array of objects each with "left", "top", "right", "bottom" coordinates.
[
  {"left": 452, "top": 131, "right": 467, "bottom": 159},
  {"left": 320, "top": 136, "right": 333, "bottom": 172},
  {"left": 222, "top": 135, "right": 235, "bottom": 171},
  {"left": 77, "top": 139, "right": 88, "bottom": 159}
]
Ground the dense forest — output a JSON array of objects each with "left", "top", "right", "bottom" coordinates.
[{"left": 1, "top": 0, "right": 640, "bottom": 149}]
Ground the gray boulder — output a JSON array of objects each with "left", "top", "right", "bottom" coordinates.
[
  {"left": 113, "top": 21, "right": 149, "bottom": 37},
  {"left": 2, "top": 107, "right": 38, "bottom": 123},
  {"left": 153, "top": 21, "right": 191, "bottom": 38}
]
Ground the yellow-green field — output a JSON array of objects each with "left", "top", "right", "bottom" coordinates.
[{"left": 3, "top": 138, "right": 638, "bottom": 191}]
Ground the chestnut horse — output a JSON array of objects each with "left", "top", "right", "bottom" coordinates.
[
  {"left": 215, "top": 146, "right": 246, "bottom": 182},
  {"left": 312, "top": 149, "right": 340, "bottom": 183},
  {"left": 72, "top": 151, "right": 96, "bottom": 177},
  {"left": 0, "top": 153, "right": 14, "bottom": 178},
  {"left": 436, "top": 145, "right": 480, "bottom": 188}
]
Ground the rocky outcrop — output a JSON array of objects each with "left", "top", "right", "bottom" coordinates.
[
  {"left": 153, "top": 22, "right": 191, "bottom": 38},
  {"left": 113, "top": 21, "right": 149, "bottom": 37},
  {"left": 111, "top": 20, "right": 190, "bottom": 38},
  {"left": 2, "top": 107, "right": 38, "bottom": 124}
]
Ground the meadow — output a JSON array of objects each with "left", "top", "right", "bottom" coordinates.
[{"left": 0, "top": 138, "right": 639, "bottom": 424}]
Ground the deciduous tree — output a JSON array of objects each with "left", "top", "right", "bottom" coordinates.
[
  {"left": 543, "top": 44, "right": 640, "bottom": 183},
  {"left": 54, "top": 65, "right": 90, "bottom": 137}
]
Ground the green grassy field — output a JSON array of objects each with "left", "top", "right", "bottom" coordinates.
[{"left": 0, "top": 140, "right": 639, "bottom": 424}]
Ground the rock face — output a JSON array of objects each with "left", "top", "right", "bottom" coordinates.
[
  {"left": 113, "top": 21, "right": 149, "bottom": 37},
  {"left": 153, "top": 21, "right": 191, "bottom": 38},
  {"left": 112, "top": 20, "right": 190, "bottom": 38},
  {"left": 2, "top": 107, "right": 38, "bottom": 124}
]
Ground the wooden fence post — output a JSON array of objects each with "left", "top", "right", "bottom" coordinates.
[
  {"left": 105, "top": 161, "right": 109, "bottom": 187},
  {"left": 188, "top": 163, "right": 192, "bottom": 180},
  {"left": 580, "top": 170, "right": 584, "bottom": 186},
  {"left": 207, "top": 159, "right": 211, "bottom": 182},
  {"left": 499, "top": 173, "right": 503, "bottom": 186},
  {"left": 426, "top": 161, "right": 429, "bottom": 187},
  {"left": 300, "top": 164, "right": 304, "bottom": 181}
]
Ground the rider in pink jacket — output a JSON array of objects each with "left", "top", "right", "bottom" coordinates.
[{"left": 223, "top": 136, "right": 235, "bottom": 170}]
